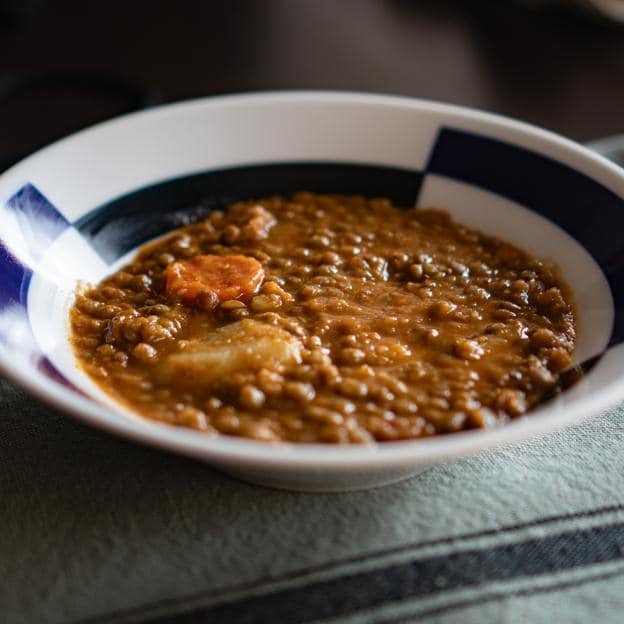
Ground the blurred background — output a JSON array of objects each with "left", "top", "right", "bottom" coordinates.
[{"left": 0, "top": 0, "right": 621, "bottom": 170}]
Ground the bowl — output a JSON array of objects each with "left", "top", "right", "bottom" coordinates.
[{"left": 1, "top": 91, "right": 623, "bottom": 492}]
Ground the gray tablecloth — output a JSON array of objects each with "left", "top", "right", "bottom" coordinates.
[{"left": 2, "top": 374, "right": 624, "bottom": 624}]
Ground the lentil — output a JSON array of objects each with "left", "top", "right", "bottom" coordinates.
[{"left": 71, "top": 193, "right": 576, "bottom": 443}]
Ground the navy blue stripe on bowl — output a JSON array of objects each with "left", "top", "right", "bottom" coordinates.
[
  {"left": 73, "top": 163, "right": 424, "bottom": 264},
  {"left": 37, "top": 356, "right": 87, "bottom": 395},
  {"left": 6, "top": 183, "right": 70, "bottom": 261},
  {"left": 1, "top": 185, "right": 76, "bottom": 388},
  {"left": 0, "top": 239, "right": 31, "bottom": 310},
  {"left": 0, "top": 240, "right": 76, "bottom": 391},
  {"left": 426, "top": 128, "right": 624, "bottom": 345},
  {"left": 1, "top": 182, "right": 70, "bottom": 309}
]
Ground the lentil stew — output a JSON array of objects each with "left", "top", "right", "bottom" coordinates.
[{"left": 71, "top": 193, "right": 576, "bottom": 443}]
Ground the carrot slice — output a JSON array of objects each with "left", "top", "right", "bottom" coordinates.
[{"left": 163, "top": 255, "right": 265, "bottom": 305}]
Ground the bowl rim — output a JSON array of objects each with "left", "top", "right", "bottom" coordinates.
[{"left": 2, "top": 89, "right": 624, "bottom": 470}]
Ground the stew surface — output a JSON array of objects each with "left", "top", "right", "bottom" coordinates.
[{"left": 71, "top": 193, "right": 576, "bottom": 443}]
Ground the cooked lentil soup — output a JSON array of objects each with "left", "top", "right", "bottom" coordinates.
[{"left": 71, "top": 193, "right": 576, "bottom": 443}]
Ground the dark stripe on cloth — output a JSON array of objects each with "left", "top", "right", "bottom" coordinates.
[
  {"left": 140, "top": 521, "right": 624, "bottom": 624},
  {"left": 426, "top": 127, "right": 624, "bottom": 345},
  {"left": 71, "top": 505, "right": 624, "bottom": 624},
  {"left": 384, "top": 563, "right": 624, "bottom": 623},
  {"left": 73, "top": 163, "right": 423, "bottom": 264}
]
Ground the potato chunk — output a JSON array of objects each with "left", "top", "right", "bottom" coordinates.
[
  {"left": 163, "top": 255, "right": 265, "bottom": 305},
  {"left": 156, "top": 319, "right": 302, "bottom": 388}
]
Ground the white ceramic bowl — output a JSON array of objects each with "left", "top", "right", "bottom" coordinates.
[{"left": 1, "top": 91, "right": 624, "bottom": 492}]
